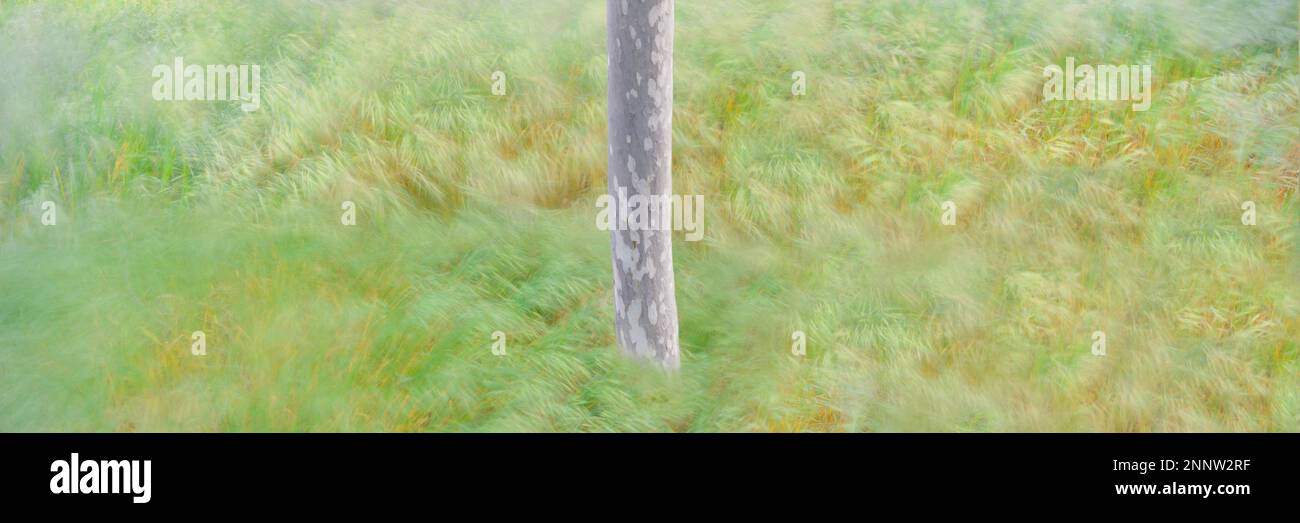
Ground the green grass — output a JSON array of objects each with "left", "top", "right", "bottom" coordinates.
[{"left": 1, "top": 0, "right": 1297, "bottom": 431}]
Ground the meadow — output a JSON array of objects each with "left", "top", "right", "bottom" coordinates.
[{"left": 0, "top": 0, "right": 1296, "bottom": 431}]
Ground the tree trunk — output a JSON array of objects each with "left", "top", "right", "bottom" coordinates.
[{"left": 606, "top": 0, "right": 679, "bottom": 369}]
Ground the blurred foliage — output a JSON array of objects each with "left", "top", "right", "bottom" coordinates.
[{"left": 0, "top": 0, "right": 1296, "bottom": 431}]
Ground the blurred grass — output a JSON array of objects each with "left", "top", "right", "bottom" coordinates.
[{"left": 0, "top": 0, "right": 1297, "bottom": 431}]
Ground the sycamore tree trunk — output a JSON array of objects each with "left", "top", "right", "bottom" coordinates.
[{"left": 606, "top": 0, "right": 679, "bottom": 369}]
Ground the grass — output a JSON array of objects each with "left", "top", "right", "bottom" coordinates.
[{"left": 0, "top": 0, "right": 1297, "bottom": 432}]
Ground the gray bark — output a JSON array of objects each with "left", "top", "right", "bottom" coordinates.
[{"left": 606, "top": 0, "right": 679, "bottom": 369}]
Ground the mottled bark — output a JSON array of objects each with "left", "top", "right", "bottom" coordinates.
[{"left": 606, "top": 0, "right": 679, "bottom": 369}]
